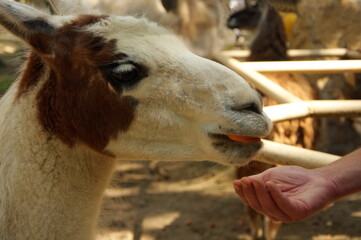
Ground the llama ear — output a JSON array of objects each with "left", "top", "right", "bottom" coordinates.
[
  {"left": 0, "top": 0, "right": 58, "bottom": 53},
  {"left": 161, "top": 0, "right": 178, "bottom": 12}
]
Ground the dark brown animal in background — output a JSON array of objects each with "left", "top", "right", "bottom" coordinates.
[{"left": 228, "top": 1, "right": 318, "bottom": 239}]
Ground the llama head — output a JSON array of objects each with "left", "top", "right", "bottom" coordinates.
[
  {"left": 227, "top": 1, "right": 262, "bottom": 30},
  {"left": 0, "top": 0, "right": 271, "bottom": 165},
  {"left": 159, "top": 0, "right": 226, "bottom": 57},
  {"left": 227, "top": 1, "right": 288, "bottom": 62}
]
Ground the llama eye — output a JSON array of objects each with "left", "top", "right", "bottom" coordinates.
[
  {"left": 100, "top": 60, "right": 147, "bottom": 91},
  {"left": 111, "top": 63, "right": 138, "bottom": 83}
]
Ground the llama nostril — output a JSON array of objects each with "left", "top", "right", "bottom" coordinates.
[
  {"left": 231, "top": 102, "right": 261, "bottom": 115},
  {"left": 231, "top": 90, "right": 263, "bottom": 115}
]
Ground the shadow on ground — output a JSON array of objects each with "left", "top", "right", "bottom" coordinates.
[{"left": 97, "top": 161, "right": 361, "bottom": 240}]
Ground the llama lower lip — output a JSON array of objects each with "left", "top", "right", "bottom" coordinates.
[
  {"left": 209, "top": 134, "right": 262, "bottom": 144},
  {"left": 210, "top": 134, "right": 263, "bottom": 159}
]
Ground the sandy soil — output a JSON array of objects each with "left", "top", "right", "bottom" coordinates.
[{"left": 96, "top": 161, "right": 361, "bottom": 240}]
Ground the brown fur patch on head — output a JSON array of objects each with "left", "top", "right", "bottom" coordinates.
[
  {"left": 20, "top": 15, "right": 139, "bottom": 154},
  {"left": 17, "top": 52, "right": 46, "bottom": 98}
]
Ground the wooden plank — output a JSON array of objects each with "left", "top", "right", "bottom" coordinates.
[
  {"left": 214, "top": 53, "right": 301, "bottom": 104},
  {"left": 255, "top": 140, "right": 340, "bottom": 168},
  {"left": 240, "top": 60, "right": 361, "bottom": 73},
  {"left": 221, "top": 49, "right": 361, "bottom": 59},
  {"left": 264, "top": 100, "right": 361, "bottom": 122}
]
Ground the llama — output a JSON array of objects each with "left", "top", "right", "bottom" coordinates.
[
  {"left": 0, "top": 0, "right": 272, "bottom": 239},
  {"left": 228, "top": 2, "right": 317, "bottom": 240},
  {"left": 158, "top": 0, "right": 230, "bottom": 58}
]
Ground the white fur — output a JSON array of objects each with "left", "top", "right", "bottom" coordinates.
[{"left": 0, "top": 0, "right": 271, "bottom": 239}]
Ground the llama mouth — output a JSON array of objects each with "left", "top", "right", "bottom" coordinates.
[
  {"left": 225, "top": 134, "right": 261, "bottom": 143},
  {"left": 209, "top": 133, "right": 263, "bottom": 159},
  {"left": 210, "top": 134, "right": 262, "bottom": 144},
  {"left": 209, "top": 133, "right": 261, "bottom": 144}
]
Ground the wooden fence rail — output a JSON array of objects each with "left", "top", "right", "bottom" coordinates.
[
  {"left": 264, "top": 100, "right": 361, "bottom": 122},
  {"left": 214, "top": 52, "right": 361, "bottom": 168},
  {"left": 221, "top": 48, "right": 361, "bottom": 59},
  {"left": 240, "top": 60, "right": 361, "bottom": 74},
  {"left": 256, "top": 140, "right": 340, "bottom": 168}
]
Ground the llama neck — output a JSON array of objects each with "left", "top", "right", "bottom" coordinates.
[
  {"left": 248, "top": 6, "right": 289, "bottom": 61},
  {"left": 0, "top": 81, "right": 116, "bottom": 240}
]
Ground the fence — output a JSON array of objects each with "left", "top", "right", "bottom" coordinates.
[{"left": 214, "top": 51, "right": 361, "bottom": 168}]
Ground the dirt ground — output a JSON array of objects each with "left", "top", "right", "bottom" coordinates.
[{"left": 96, "top": 160, "right": 361, "bottom": 240}]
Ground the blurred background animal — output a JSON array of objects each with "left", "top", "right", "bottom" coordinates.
[
  {"left": 88, "top": 0, "right": 233, "bottom": 57},
  {"left": 227, "top": 1, "right": 318, "bottom": 239}
]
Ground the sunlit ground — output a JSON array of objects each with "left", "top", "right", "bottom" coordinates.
[{"left": 95, "top": 161, "right": 361, "bottom": 240}]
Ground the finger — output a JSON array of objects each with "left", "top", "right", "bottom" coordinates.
[
  {"left": 269, "top": 216, "right": 282, "bottom": 222},
  {"left": 266, "top": 181, "right": 295, "bottom": 222},
  {"left": 241, "top": 178, "right": 265, "bottom": 215},
  {"left": 233, "top": 180, "right": 249, "bottom": 205},
  {"left": 253, "top": 179, "right": 292, "bottom": 222}
]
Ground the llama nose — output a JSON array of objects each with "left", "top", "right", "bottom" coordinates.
[
  {"left": 230, "top": 101, "right": 262, "bottom": 115},
  {"left": 231, "top": 91, "right": 264, "bottom": 115},
  {"left": 227, "top": 98, "right": 272, "bottom": 138}
]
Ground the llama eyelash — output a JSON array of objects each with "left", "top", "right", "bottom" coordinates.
[
  {"left": 112, "top": 62, "right": 137, "bottom": 75},
  {"left": 100, "top": 60, "right": 148, "bottom": 91}
]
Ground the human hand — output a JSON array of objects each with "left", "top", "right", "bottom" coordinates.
[{"left": 233, "top": 165, "right": 337, "bottom": 222}]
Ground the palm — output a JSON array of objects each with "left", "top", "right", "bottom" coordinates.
[
  {"left": 234, "top": 165, "right": 336, "bottom": 222},
  {"left": 262, "top": 166, "right": 334, "bottom": 221}
]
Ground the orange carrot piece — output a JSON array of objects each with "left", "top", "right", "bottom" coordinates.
[{"left": 226, "top": 135, "right": 261, "bottom": 143}]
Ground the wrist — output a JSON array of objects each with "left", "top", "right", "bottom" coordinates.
[
  {"left": 313, "top": 166, "right": 341, "bottom": 203},
  {"left": 315, "top": 148, "right": 361, "bottom": 202}
]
